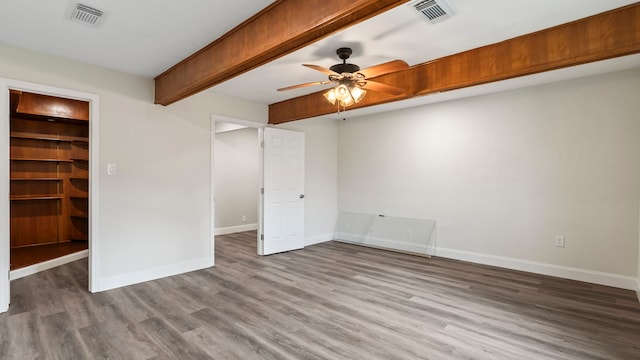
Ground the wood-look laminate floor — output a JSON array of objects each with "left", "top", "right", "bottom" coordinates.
[{"left": 1, "top": 231, "right": 639, "bottom": 359}]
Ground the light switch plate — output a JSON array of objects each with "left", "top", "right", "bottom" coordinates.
[
  {"left": 554, "top": 235, "right": 565, "bottom": 247},
  {"left": 107, "top": 163, "right": 116, "bottom": 175}
]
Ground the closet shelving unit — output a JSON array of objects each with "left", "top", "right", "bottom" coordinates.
[{"left": 9, "top": 90, "right": 89, "bottom": 267}]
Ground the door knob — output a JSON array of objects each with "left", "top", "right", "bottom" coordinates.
[{"left": 299, "top": 194, "right": 305, "bottom": 199}]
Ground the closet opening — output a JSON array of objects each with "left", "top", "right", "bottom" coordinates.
[{"left": 9, "top": 90, "right": 90, "bottom": 271}]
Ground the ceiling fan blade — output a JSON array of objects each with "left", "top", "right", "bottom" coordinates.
[
  {"left": 277, "top": 80, "right": 332, "bottom": 91},
  {"left": 358, "top": 60, "right": 409, "bottom": 79},
  {"left": 361, "top": 80, "right": 405, "bottom": 95},
  {"left": 303, "top": 64, "right": 339, "bottom": 76}
]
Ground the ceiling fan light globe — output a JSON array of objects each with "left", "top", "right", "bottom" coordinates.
[
  {"left": 323, "top": 89, "right": 337, "bottom": 105},
  {"left": 351, "top": 87, "right": 366, "bottom": 103},
  {"left": 340, "top": 96, "right": 355, "bottom": 107},
  {"left": 334, "top": 84, "right": 351, "bottom": 102}
]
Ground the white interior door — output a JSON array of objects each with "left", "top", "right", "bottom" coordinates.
[{"left": 261, "top": 127, "right": 305, "bottom": 255}]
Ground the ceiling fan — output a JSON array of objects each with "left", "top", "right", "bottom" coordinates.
[{"left": 278, "top": 47, "right": 409, "bottom": 107}]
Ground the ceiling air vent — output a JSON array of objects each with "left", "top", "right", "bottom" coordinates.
[
  {"left": 410, "top": 0, "right": 455, "bottom": 24},
  {"left": 65, "top": 2, "right": 107, "bottom": 27}
]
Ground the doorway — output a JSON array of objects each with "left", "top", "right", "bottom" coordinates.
[
  {"left": 212, "top": 115, "right": 263, "bottom": 254},
  {"left": 9, "top": 90, "right": 90, "bottom": 273},
  {"left": 1, "top": 79, "right": 100, "bottom": 313},
  {"left": 210, "top": 115, "right": 306, "bottom": 257}
]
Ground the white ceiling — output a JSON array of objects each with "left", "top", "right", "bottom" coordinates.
[
  {"left": 0, "top": 0, "right": 273, "bottom": 77},
  {"left": 0, "top": 0, "right": 638, "bottom": 113}
]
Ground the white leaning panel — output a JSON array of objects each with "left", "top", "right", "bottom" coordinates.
[{"left": 334, "top": 211, "right": 436, "bottom": 256}]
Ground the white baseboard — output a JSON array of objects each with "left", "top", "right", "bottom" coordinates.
[
  {"left": 305, "top": 233, "right": 333, "bottom": 246},
  {"left": 93, "top": 256, "right": 213, "bottom": 292},
  {"left": 636, "top": 279, "right": 640, "bottom": 302},
  {"left": 214, "top": 223, "right": 258, "bottom": 235},
  {"left": 10, "top": 250, "right": 89, "bottom": 281},
  {"left": 436, "top": 247, "right": 637, "bottom": 291}
]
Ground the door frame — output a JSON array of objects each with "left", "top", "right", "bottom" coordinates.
[
  {"left": 0, "top": 79, "right": 100, "bottom": 313},
  {"left": 210, "top": 114, "right": 265, "bottom": 256}
]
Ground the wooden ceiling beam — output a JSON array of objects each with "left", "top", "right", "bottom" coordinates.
[
  {"left": 269, "top": 3, "right": 640, "bottom": 124},
  {"left": 154, "top": 0, "right": 409, "bottom": 106}
]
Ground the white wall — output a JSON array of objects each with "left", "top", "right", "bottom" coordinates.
[
  {"left": 0, "top": 42, "right": 266, "bottom": 292},
  {"left": 338, "top": 68, "right": 640, "bottom": 287},
  {"left": 277, "top": 117, "right": 339, "bottom": 245},
  {"left": 214, "top": 127, "right": 259, "bottom": 230}
]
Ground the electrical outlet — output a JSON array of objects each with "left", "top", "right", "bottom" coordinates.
[
  {"left": 554, "top": 235, "right": 565, "bottom": 248},
  {"left": 241, "top": 215, "right": 247, "bottom": 222}
]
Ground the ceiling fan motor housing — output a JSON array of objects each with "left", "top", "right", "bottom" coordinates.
[
  {"left": 330, "top": 63, "right": 360, "bottom": 74},
  {"left": 330, "top": 47, "right": 360, "bottom": 74}
]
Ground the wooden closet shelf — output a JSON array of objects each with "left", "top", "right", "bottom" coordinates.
[
  {"left": 10, "top": 195, "right": 63, "bottom": 201},
  {"left": 10, "top": 133, "right": 88, "bottom": 143},
  {"left": 10, "top": 158, "right": 73, "bottom": 163},
  {"left": 70, "top": 177, "right": 89, "bottom": 180},
  {"left": 71, "top": 158, "right": 89, "bottom": 162},
  {"left": 70, "top": 195, "right": 89, "bottom": 199},
  {"left": 71, "top": 214, "right": 88, "bottom": 219},
  {"left": 10, "top": 177, "right": 63, "bottom": 181},
  {"left": 10, "top": 134, "right": 71, "bottom": 142}
]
